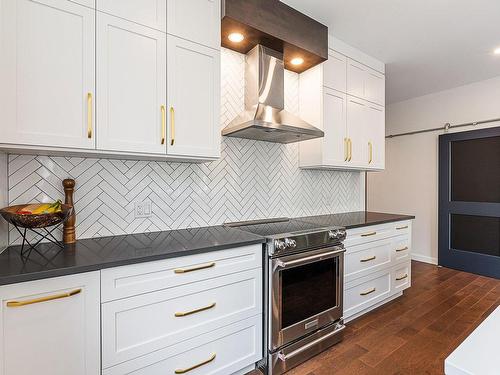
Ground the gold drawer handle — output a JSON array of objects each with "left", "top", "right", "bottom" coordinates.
[
  {"left": 361, "top": 231, "right": 377, "bottom": 237},
  {"left": 396, "top": 246, "right": 409, "bottom": 252},
  {"left": 175, "top": 302, "right": 216, "bottom": 317},
  {"left": 175, "top": 353, "right": 216, "bottom": 374},
  {"left": 360, "top": 288, "right": 376, "bottom": 296},
  {"left": 396, "top": 274, "right": 408, "bottom": 281},
  {"left": 161, "top": 105, "right": 166, "bottom": 145},
  {"left": 6, "top": 289, "right": 82, "bottom": 308},
  {"left": 396, "top": 225, "right": 408, "bottom": 230},
  {"left": 87, "top": 93, "right": 92, "bottom": 138},
  {"left": 344, "top": 138, "right": 349, "bottom": 161},
  {"left": 360, "top": 255, "right": 376, "bottom": 263},
  {"left": 170, "top": 106, "right": 175, "bottom": 146},
  {"left": 368, "top": 141, "right": 373, "bottom": 164},
  {"left": 348, "top": 138, "right": 352, "bottom": 161},
  {"left": 174, "top": 262, "right": 215, "bottom": 274}
]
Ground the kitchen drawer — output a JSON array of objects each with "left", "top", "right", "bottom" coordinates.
[
  {"left": 102, "top": 268, "right": 262, "bottom": 368},
  {"left": 102, "top": 315, "right": 262, "bottom": 375},
  {"left": 393, "top": 235, "right": 411, "bottom": 263},
  {"left": 393, "top": 261, "right": 411, "bottom": 293},
  {"left": 97, "top": 0, "right": 167, "bottom": 31},
  {"left": 344, "top": 268, "right": 392, "bottom": 318},
  {"left": 345, "top": 238, "right": 392, "bottom": 282},
  {"left": 101, "top": 244, "right": 262, "bottom": 302},
  {"left": 344, "top": 220, "right": 412, "bottom": 247}
]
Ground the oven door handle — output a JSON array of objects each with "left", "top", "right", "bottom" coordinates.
[{"left": 274, "top": 247, "right": 345, "bottom": 270}]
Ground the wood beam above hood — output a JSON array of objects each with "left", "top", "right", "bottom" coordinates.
[{"left": 221, "top": 0, "right": 328, "bottom": 73}]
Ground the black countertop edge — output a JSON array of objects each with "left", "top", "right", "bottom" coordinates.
[
  {"left": 0, "top": 225, "right": 266, "bottom": 286},
  {"left": 296, "top": 211, "right": 415, "bottom": 230}
]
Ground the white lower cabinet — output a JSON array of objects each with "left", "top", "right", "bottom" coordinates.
[
  {"left": 0, "top": 272, "right": 100, "bottom": 375},
  {"left": 344, "top": 221, "right": 413, "bottom": 321}
]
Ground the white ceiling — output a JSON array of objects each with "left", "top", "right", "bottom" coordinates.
[{"left": 283, "top": 0, "right": 500, "bottom": 104}]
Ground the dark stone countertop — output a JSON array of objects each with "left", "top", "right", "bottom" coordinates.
[
  {"left": 0, "top": 226, "right": 265, "bottom": 286},
  {"left": 297, "top": 211, "right": 415, "bottom": 229}
]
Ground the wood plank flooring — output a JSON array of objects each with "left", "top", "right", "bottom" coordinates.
[{"left": 252, "top": 261, "right": 500, "bottom": 375}]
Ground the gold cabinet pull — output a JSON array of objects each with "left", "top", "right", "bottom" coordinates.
[
  {"left": 170, "top": 106, "right": 175, "bottom": 146},
  {"left": 361, "top": 231, "right": 377, "bottom": 237},
  {"left": 344, "top": 138, "right": 349, "bottom": 161},
  {"left": 87, "top": 93, "right": 92, "bottom": 138},
  {"left": 368, "top": 141, "right": 373, "bottom": 164},
  {"left": 396, "top": 274, "right": 408, "bottom": 281},
  {"left": 174, "top": 262, "right": 215, "bottom": 274},
  {"left": 396, "top": 225, "right": 409, "bottom": 230},
  {"left": 161, "top": 105, "right": 166, "bottom": 145},
  {"left": 360, "top": 255, "right": 376, "bottom": 263},
  {"left": 175, "top": 302, "right": 216, "bottom": 317},
  {"left": 360, "top": 288, "right": 376, "bottom": 296},
  {"left": 6, "top": 289, "right": 82, "bottom": 308},
  {"left": 174, "top": 353, "right": 216, "bottom": 374},
  {"left": 348, "top": 138, "right": 352, "bottom": 161},
  {"left": 396, "top": 246, "right": 409, "bottom": 252}
]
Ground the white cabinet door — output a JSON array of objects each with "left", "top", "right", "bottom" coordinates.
[
  {"left": 0, "top": 272, "right": 100, "bottom": 375},
  {"left": 322, "top": 89, "right": 348, "bottom": 166},
  {"left": 167, "top": 0, "right": 220, "bottom": 49},
  {"left": 97, "top": 0, "right": 166, "bottom": 31},
  {"left": 167, "top": 35, "right": 220, "bottom": 158},
  {"left": 365, "top": 103, "right": 385, "bottom": 169},
  {"left": 347, "top": 58, "right": 385, "bottom": 106},
  {"left": 346, "top": 59, "right": 365, "bottom": 99},
  {"left": 365, "top": 69, "right": 385, "bottom": 106},
  {"left": 323, "top": 50, "right": 346, "bottom": 93},
  {"left": 346, "top": 95, "right": 367, "bottom": 167},
  {"left": 97, "top": 13, "right": 167, "bottom": 154},
  {"left": 0, "top": 0, "right": 95, "bottom": 150}
]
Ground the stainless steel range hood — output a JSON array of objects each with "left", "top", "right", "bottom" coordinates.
[{"left": 222, "top": 45, "right": 324, "bottom": 144}]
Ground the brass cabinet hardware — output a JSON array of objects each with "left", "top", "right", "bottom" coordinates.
[
  {"left": 174, "top": 262, "right": 215, "bottom": 274},
  {"left": 396, "top": 246, "right": 409, "bottom": 252},
  {"left": 396, "top": 225, "right": 409, "bottom": 230},
  {"left": 161, "top": 105, "right": 166, "bottom": 145},
  {"left": 175, "top": 302, "right": 216, "bottom": 317},
  {"left": 396, "top": 274, "right": 408, "bottom": 281},
  {"left": 368, "top": 141, "right": 373, "bottom": 164},
  {"left": 360, "top": 255, "right": 376, "bottom": 263},
  {"left": 174, "top": 353, "right": 216, "bottom": 374},
  {"left": 170, "top": 106, "right": 175, "bottom": 146},
  {"left": 348, "top": 138, "right": 352, "bottom": 161},
  {"left": 360, "top": 231, "right": 377, "bottom": 237},
  {"left": 344, "top": 138, "right": 349, "bottom": 161},
  {"left": 6, "top": 288, "right": 82, "bottom": 308},
  {"left": 360, "top": 288, "right": 376, "bottom": 296},
  {"left": 87, "top": 93, "right": 92, "bottom": 138}
]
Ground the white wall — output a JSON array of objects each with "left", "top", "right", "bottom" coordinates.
[
  {"left": 368, "top": 75, "right": 500, "bottom": 264},
  {"left": 0, "top": 153, "right": 7, "bottom": 251}
]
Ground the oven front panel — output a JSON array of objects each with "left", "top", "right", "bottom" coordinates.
[{"left": 270, "top": 247, "right": 344, "bottom": 350}]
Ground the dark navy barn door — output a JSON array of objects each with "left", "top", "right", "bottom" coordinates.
[{"left": 438, "top": 127, "right": 500, "bottom": 279}]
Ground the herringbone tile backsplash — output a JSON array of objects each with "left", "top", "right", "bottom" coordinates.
[{"left": 7, "top": 49, "right": 362, "bottom": 244}]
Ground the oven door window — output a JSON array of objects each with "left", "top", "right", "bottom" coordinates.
[{"left": 281, "top": 257, "right": 338, "bottom": 328}]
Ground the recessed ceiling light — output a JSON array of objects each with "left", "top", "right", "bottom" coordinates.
[
  {"left": 228, "top": 32, "right": 244, "bottom": 43},
  {"left": 494, "top": 47, "right": 500, "bottom": 55},
  {"left": 290, "top": 57, "right": 304, "bottom": 66}
]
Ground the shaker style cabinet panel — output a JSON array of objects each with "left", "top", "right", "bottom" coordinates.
[
  {"left": 97, "top": 0, "right": 166, "bottom": 31},
  {"left": 96, "top": 13, "right": 167, "bottom": 155},
  {"left": 322, "top": 50, "right": 347, "bottom": 92},
  {"left": 365, "top": 103, "right": 385, "bottom": 169},
  {"left": 346, "top": 95, "right": 367, "bottom": 167},
  {"left": 322, "top": 89, "right": 348, "bottom": 166},
  {"left": 347, "top": 58, "right": 385, "bottom": 106},
  {"left": 167, "top": 0, "right": 221, "bottom": 49},
  {"left": 167, "top": 35, "right": 221, "bottom": 158},
  {"left": 0, "top": 0, "right": 95, "bottom": 150},
  {"left": 0, "top": 272, "right": 100, "bottom": 375}
]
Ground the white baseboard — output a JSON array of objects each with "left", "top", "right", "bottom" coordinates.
[{"left": 411, "top": 253, "right": 438, "bottom": 265}]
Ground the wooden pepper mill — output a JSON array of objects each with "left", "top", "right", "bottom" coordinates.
[{"left": 63, "top": 178, "right": 76, "bottom": 244}]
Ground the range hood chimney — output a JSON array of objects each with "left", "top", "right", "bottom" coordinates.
[{"left": 222, "top": 45, "right": 324, "bottom": 144}]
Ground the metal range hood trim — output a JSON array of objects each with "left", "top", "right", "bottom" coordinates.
[{"left": 222, "top": 45, "right": 324, "bottom": 144}]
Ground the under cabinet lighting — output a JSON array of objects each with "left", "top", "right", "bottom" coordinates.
[
  {"left": 290, "top": 57, "right": 304, "bottom": 66},
  {"left": 228, "top": 32, "right": 244, "bottom": 43}
]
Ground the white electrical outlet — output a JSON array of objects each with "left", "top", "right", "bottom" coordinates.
[{"left": 134, "top": 201, "right": 152, "bottom": 218}]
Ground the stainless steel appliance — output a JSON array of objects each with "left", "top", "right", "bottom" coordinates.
[{"left": 226, "top": 218, "right": 346, "bottom": 374}]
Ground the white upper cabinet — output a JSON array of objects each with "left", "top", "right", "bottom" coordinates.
[
  {"left": 323, "top": 50, "right": 347, "bottom": 92},
  {"left": 167, "top": 0, "right": 221, "bottom": 49},
  {"left": 97, "top": 0, "right": 166, "bottom": 31},
  {"left": 0, "top": 272, "right": 100, "bottom": 375},
  {"left": 299, "top": 46, "right": 385, "bottom": 171},
  {"left": 0, "top": 0, "right": 95, "bottom": 150},
  {"left": 347, "top": 58, "right": 385, "bottom": 106},
  {"left": 97, "top": 13, "right": 167, "bottom": 154},
  {"left": 167, "top": 35, "right": 221, "bottom": 158}
]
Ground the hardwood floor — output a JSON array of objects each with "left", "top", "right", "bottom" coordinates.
[{"left": 251, "top": 260, "right": 500, "bottom": 375}]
